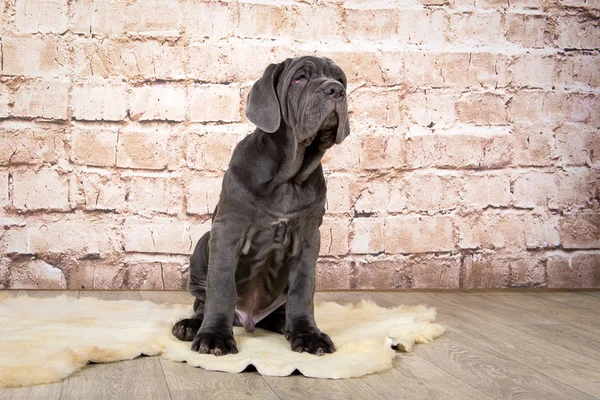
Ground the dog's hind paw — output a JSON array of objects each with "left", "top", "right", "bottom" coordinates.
[{"left": 172, "top": 318, "right": 202, "bottom": 341}]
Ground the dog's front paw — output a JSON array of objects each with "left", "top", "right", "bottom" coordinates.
[
  {"left": 191, "top": 330, "right": 238, "bottom": 356},
  {"left": 285, "top": 329, "right": 335, "bottom": 356},
  {"left": 172, "top": 318, "right": 203, "bottom": 341}
]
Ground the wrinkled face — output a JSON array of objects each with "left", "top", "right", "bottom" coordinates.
[
  {"left": 245, "top": 56, "right": 351, "bottom": 150},
  {"left": 277, "top": 56, "right": 350, "bottom": 149}
]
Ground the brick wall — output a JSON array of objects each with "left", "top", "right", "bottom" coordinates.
[{"left": 0, "top": 0, "right": 598, "bottom": 290}]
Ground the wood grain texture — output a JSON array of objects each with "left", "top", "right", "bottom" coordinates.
[
  {"left": 486, "top": 292, "right": 600, "bottom": 326},
  {"left": 417, "top": 331, "right": 596, "bottom": 400},
  {"left": 60, "top": 357, "right": 171, "bottom": 400},
  {"left": 79, "top": 290, "right": 142, "bottom": 301},
  {"left": 533, "top": 291, "right": 600, "bottom": 311},
  {"left": 511, "top": 323, "right": 600, "bottom": 362},
  {"left": 161, "top": 358, "right": 279, "bottom": 400},
  {"left": 361, "top": 350, "right": 494, "bottom": 400},
  {"left": 0, "top": 383, "right": 62, "bottom": 400},
  {"left": 139, "top": 291, "right": 195, "bottom": 305},
  {"left": 263, "top": 374, "right": 385, "bottom": 400},
  {"left": 384, "top": 292, "right": 600, "bottom": 398}
]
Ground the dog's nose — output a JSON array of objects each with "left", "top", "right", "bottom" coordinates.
[{"left": 323, "top": 82, "right": 345, "bottom": 101}]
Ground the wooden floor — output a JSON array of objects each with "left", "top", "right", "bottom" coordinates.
[{"left": 1, "top": 290, "right": 600, "bottom": 400}]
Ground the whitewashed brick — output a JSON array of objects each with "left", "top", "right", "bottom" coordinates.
[
  {"left": 399, "top": 52, "right": 508, "bottom": 90},
  {"left": 458, "top": 212, "right": 560, "bottom": 250},
  {"left": 568, "top": 93, "right": 599, "bottom": 125},
  {"left": 235, "top": 3, "right": 292, "bottom": 40},
  {"left": 508, "top": 91, "right": 565, "bottom": 125},
  {"left": 182, "top": 1, "right": 237, "bottom": 39},
  {"left": 560, "top": 212, "right": 600, "bottom": 249},
  {"left": 11, "top": 79, "right": 69, "bottom": 120},
  {"left": 7, "top": 259, "right": 66, "bottom": 289},
  {"left": 391, "top": 173, "right": 461, "bottom": 213},
  {"left": 292, "top": 4, "right": 344, "bottom": 42},
  {"left": 446, "top": 12, "right": 505, "bottom": 47},
  {"left": 322, "top": 134, "right": 361, "bottom": 171},
  {"left": 462, "top": 174, "right": 512, "bottom": 209},
  {"left": 73, "top": 38, "right": 187, "bottom": 80},
  {"left": 455, "top": 93, "right": 508, "bottom": 125},
  {"left": 351, "top": 89, "right": 407, "bottom": 126},
  {"left": 131, "top": 85, "right": 185, "bottom": 121},
  {"left": 554, "top": 123, "right": 600, "bottom": 167},
  {"left": 512, "top": 171, "right": 556, "bottom": 208},
  {"left": 458, "top": 213, "right": 522, "bottom": 250},
  {"left": 12, "top": 169, "right": 71, "bottom": 211},
  {"left": 81, "top": 174, "right": 126, "bottom": 212},
  {"left": 186, "top": 131, "right": 240, "bottom": 171},
  {"left": 385, "top": 215, "right": 454, "bottom": 253},
  {"left": 548, "top": 168, "right": 600, "bottom": 210},
  {"left": 351, "top": 218, "right": 384, "bottom": 254},
  {"left": 397, "top": 9, "right": 446, "bottom": 45},
  {"left": 15, "top": 0, "right": 68, "bottom": 33},
  {"left": 2, "top": 0, "right": 600, "bottom": 291},
  {"left": 557, "top": 15, "right": 600, "bottom": 49},
  {"left": 345, "top": 8, "right": 399, "bottom": 42},
  {"left": 5, "top": 219, "right": 119, "bottom": 255},
  {"left": 320, "top": 218, "right": 350, "bottom": 256},
  {"left": 524, "top": 213, "right": 561, "bottom": 249},
  {"left": 354, "top": 180, "right": 390, "bottom": 215},
  {"left": 405, "top": 90, "right": 456, "bottom": 128},
  {"left": 358, "top": 134, "right": 406, "bottom": 170},
  {"left": 509, "top": 55, "right": 557, "bottom": 89},
  {"left": 511, "top": 125, "right": 556, "bottom": 167},
  {"left": 559, "top": 53, "right": 600, "bottom": 88},
  {"left": 188, "top": 40, "right": 295, "bottom": 83},
  {"left": 2, "top": 36, "right": 69, "bottom": 77},
  {"left": 72, "top": 83, "right": 128, "bottom": 121},
  {"left": 186, "top": 176, "right": 223, "bottom": 215},
  {"left": 325, "top": 173, "right": 353, "bottom": 213},
  {"left": 189, "top": 85, "right": 240, "bottom": 123},
  {"left": 0, "top": 170, "right": 8, "bottom": 207},
  {"left": 71, "top": 126, "right": 118, "bottom": 167},
  {"left": 406, "top": 127, "right": 513, "bottom": 169},
  {"left": 0, "top": 122, "right": 66, "bottom": 165},
  {"left": 126, "top": 177, "right": 183, "bottom": 215},
  {"left": 0, "top": 83, "right": 9, "bottom": 118},
  {"left": 73, "top": 0, "right": 182, "bottom": 36},
  {"left": 123, "top": 217, "right": 211, "bottom": 254},
  {"left": 505, "top": 13, "right": 548, "bottom": 48}
]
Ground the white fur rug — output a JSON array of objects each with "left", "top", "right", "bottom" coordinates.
[{"left": 0, "top": 294, "right": 444, "bottom": 388}]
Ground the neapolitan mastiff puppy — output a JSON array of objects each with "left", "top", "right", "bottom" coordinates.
[{"left": 172, "top": 56, "right": 350, "bottom": 356}]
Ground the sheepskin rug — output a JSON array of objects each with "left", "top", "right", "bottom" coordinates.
[{"left": 0, "top": 294, "right": 444, "bottom": 388}]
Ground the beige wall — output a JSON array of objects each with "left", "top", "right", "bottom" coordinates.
[{"left": 0, "top": 0, "right": 599, "bottom": 290}]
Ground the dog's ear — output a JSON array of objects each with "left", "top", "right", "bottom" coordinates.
[{"left": 246, "top": 62, "right": 284, "bottom": 133}]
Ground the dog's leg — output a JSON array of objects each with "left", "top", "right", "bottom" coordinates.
[
  {"left": 284, "top": 227, "right": 335, "bottom": 356},
  {"left": 172, "top": 232, "right": 210, "bottom": 341},
  {"left": 191, "top": 221, "right": 241, "bottom": 356}
]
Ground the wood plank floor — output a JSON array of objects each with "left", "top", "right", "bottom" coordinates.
[{"left": 1, "top": 290, "right": 600, "bottom": 400}]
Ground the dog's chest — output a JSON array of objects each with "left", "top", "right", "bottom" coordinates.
[
  {"left": 234, "top": 219, "right": 299, "bottom": 331},
  {"left": 265, "top": 178, "right": 325, "bottom": 216}
]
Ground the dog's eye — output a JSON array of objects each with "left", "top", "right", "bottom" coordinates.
[{"left": 293, "top": 74, "right": 306, "bottom": 84}]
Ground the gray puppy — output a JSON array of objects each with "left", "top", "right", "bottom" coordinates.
[{"left": 172, "top": 56, "right": 350, "bottom": 356}]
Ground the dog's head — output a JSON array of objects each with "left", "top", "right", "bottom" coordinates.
[{"left": 246, "top": 56, "right": 350, "bottom": 150}]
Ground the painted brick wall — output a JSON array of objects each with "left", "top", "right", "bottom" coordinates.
[{"left": 0, "top": 0, "right": 599, "bottom": 290}]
